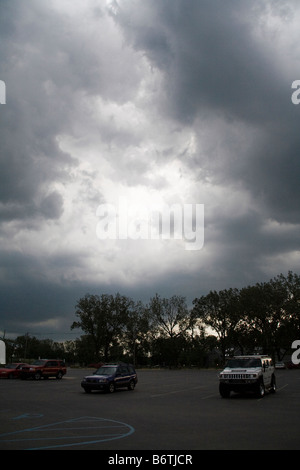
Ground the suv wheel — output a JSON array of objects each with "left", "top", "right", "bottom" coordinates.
[
  {"left": 107, "top": 382, "right": 115, "bottom": 393},
  {"left": 257, "top": 379, "right": 265, "bottom": 398},
  {"left": 34, "top": 371, "right": 42, "bottom": 380},
  {"left": 219, "top": 383, "right": 230, "bottom": 398},
  {"left": 128, "top": 380, "right": 135, "bottom": 391},
  {"left": 270, "top": 375, "right": 276, "bottom": 393},
  {"left": 56, "top": 371, "right": 63, "bottom": 380}
]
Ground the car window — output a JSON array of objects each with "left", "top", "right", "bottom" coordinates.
[{"left": 95, "top": 366, "right": 117, "bottom": 375}]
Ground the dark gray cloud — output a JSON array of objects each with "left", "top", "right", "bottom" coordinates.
[
  {"left": 113, "top": 0, "right": 300, "bottom": 223},
  {"left": 1, "top": 0, "right": 300, "bottom": 341},
  {"left": 113, "top": 0, "right": 282, "bottom": 119}
]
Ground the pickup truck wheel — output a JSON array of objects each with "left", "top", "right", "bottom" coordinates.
[
  {"left": 34, "top": 372, "right": 42, "bottom": 380},
  {"left": 56, "top": 371, "right": 63, "bottom": 379}
]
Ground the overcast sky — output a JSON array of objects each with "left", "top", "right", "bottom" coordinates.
[{"left": 1, "top": 0, "right": 300, "bottom": 341}]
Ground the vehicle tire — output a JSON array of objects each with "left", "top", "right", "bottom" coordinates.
[
  {"left": 83, "top": 388, "right": 91, "bottom": 393},
  {"left": 257, "top": 379, "right": 265, "bottom": 398},
  {"left": 219, "top": 383, "right": 230, "bottom": 398},
  {"left": 108, "top": 382, "right": 115, "bottom": 393},
  {"left": 128, "top": 380, "right": 135, "bottom": 391},
  {"left": 8, "top": 373, "right": 14, "bottom": 379},
  {"left": 56, "top": 371, "right": 63, "bottom": 380},
  {"left": 34, "top": 372, "right": 42, "bottom": 380},
  {"left": 270, "top": 375, "right": 276, "bottom": 393}
]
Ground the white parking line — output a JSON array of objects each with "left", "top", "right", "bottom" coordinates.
[
  {"left": 150, "top": 389, "right": 189, "bottom": 398},
  {"left": 201, "top": 394, "right": 219, "bottom": 400},
  {"left": 150, "top": 386, "right": 208, "bottom": 398},
  {"left": 277, "top": 384, "right": 288, "bottom": 391}
]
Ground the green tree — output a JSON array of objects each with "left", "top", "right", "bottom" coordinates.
[
  {"left": 239, "top": 278, "right": 290, "bottom": 359},
  {"left": 148, "top": 294, "right": 196, "bottom": 367},
  {"left": 71, "top": 293, "right": 133, "bottom": 361},
  {"left": 278, "top": 271, "right": 300, "bottom": 338},
  {"left": 122, "top": 300, "right": 150, "bottom": 366},
  {"left": 149, "top": 294, "right": 194, "bottom": 338},
  {"left": 14, "top": 334, "right": 41, "bottom": 360},
  {"left": 192, "top": 288, "right": 240, "bottom": 364}
]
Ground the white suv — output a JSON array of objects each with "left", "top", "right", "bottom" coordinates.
[{"left": 219, "top": 355, "right": 276, "bottom": 398}]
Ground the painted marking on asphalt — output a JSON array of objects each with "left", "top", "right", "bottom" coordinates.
[
  {"left": 0, "top": 416, "right": 135, "bottom": 450},
  {"left": 12, "top": 413, "right": 43, "bottom": 420},
  {"left": 201, "top": 394, "right": 219, "bottom": 399},
  {"left": 277, "top": 384, "right": 288, "bottom": 391},
  {"left": 150, "top": 386, "right": 205, "bottom": 398}
]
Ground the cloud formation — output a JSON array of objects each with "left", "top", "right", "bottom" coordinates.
[{"left": 1, "top": 0, "right": 300, "bottom": 340}]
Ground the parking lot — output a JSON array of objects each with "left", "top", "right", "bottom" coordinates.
[{"left": 0, "top": 367, "right": 299, "bottom": 451}]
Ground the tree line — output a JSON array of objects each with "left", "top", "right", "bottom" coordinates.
[{"left": 3, "top": 271, "right": 300, "bottom": 367}]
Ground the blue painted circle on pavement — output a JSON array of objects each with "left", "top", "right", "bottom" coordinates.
[{"left": 0, "top": 416, "right": 135, "bottom": 450}]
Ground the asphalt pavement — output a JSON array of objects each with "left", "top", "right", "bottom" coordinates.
[{"left": 0, "top": 367, "right": 299, "bottom": 453}]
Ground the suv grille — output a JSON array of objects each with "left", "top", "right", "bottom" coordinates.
[{"left": 226, "top": 373, "right": 252, "bottom": 379}]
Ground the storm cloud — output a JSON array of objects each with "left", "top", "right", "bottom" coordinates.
[{"left": 1, "top": 0, "right": 300, "bottom": 340}]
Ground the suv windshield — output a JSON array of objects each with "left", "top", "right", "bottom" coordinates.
[
  {"left": 95, "top": 366, "right": 117, "bottom": 375},
  {"left": 225, "top": 358, "right": 262, "bottom": 368},
  {"left": 32, "top": 360, "right": 47, "bottom": 366}
]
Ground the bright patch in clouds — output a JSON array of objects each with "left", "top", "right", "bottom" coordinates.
[{"left": 1, "top": 0, "right": 300, "bottom": 340}]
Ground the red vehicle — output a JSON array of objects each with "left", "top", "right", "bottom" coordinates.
[
  {"left": 20, "top": 359, "right": 67, "bottom": 380},
  {"left": 0, "top": 363, "right": 29, "bottom": 379}
]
